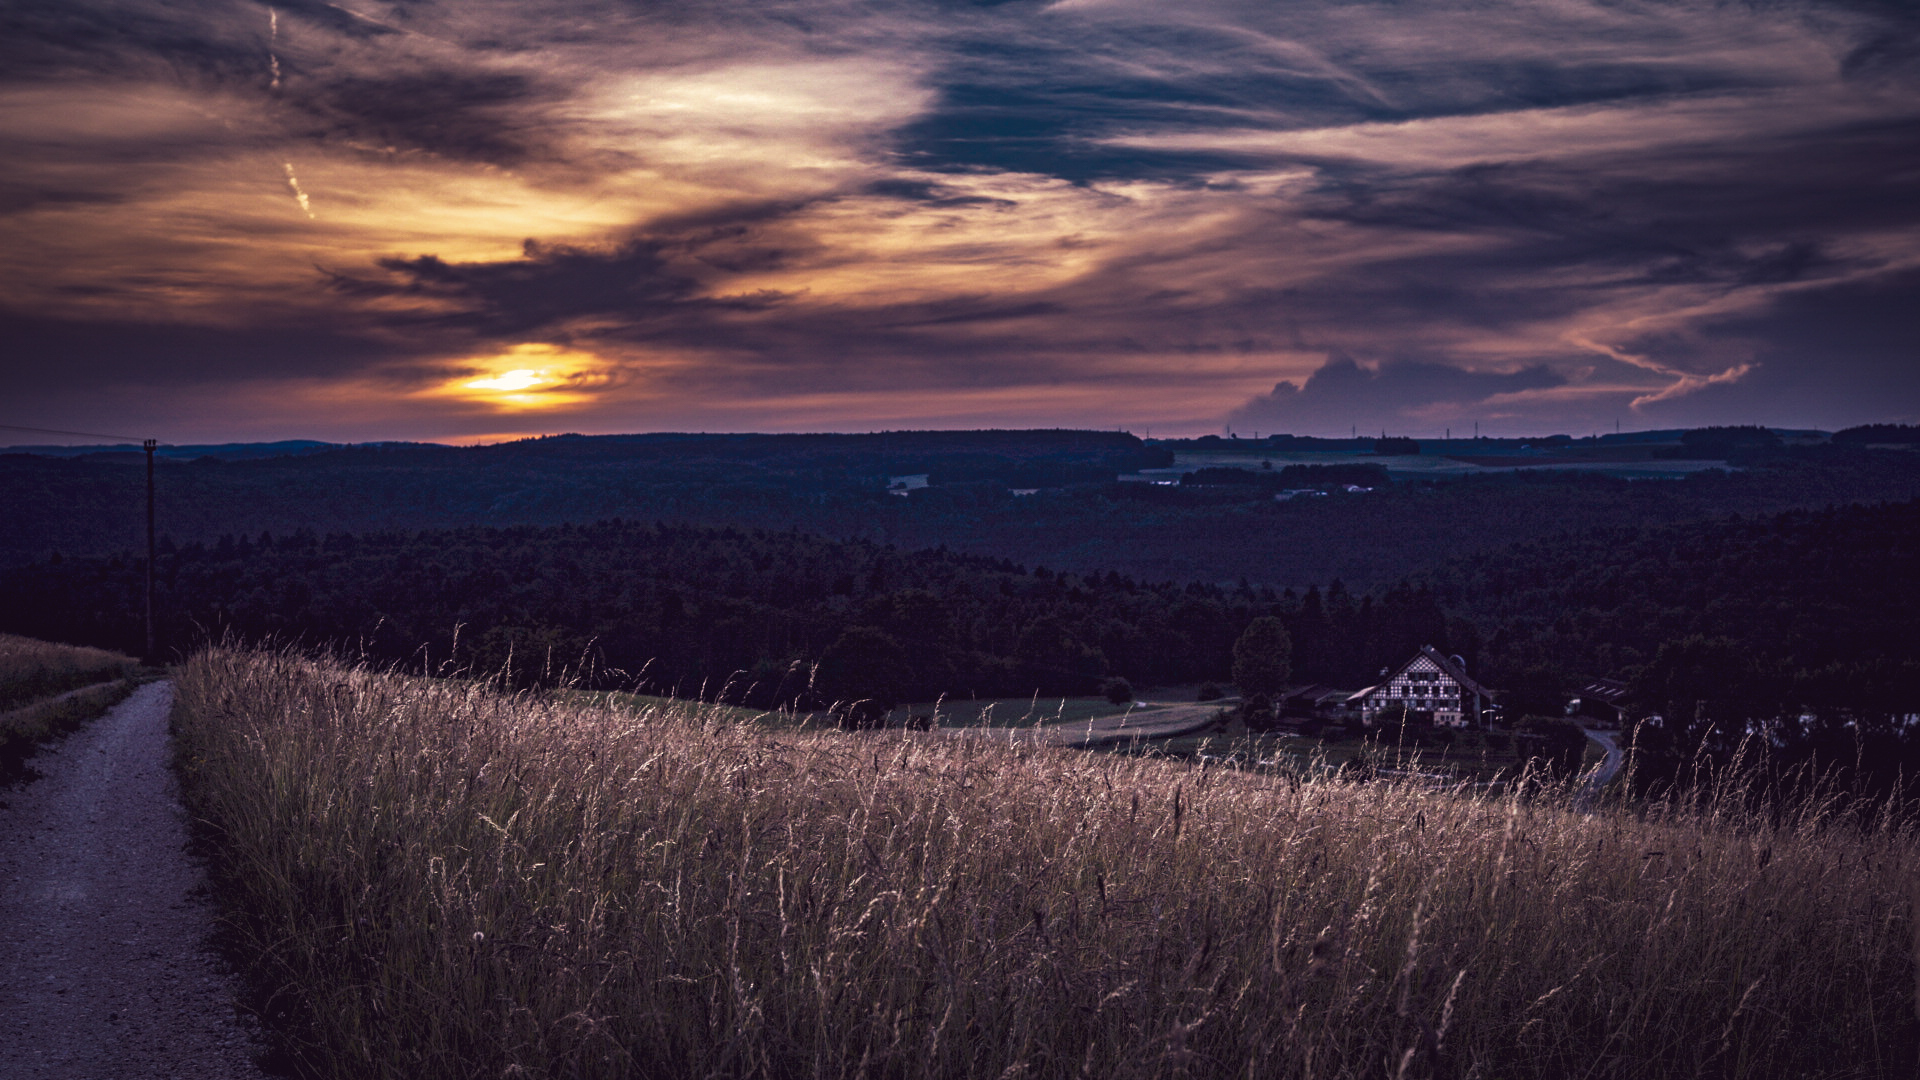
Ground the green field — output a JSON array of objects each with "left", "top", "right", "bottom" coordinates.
[
  {"left": 1162, "top": 448, "right": 1733, "bottom": 480},
  {"left": 898, "top": 694, "right": 1168, "bottom": 728}
]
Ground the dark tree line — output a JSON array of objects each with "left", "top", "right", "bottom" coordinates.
[
  {"left": 0, "top": 520, "right": 1453, "bottom": 710},
  {"left": 1427, "top": 498, "right": 1920, "bottom": 799}
]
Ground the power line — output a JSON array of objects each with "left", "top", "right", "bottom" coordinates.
[
  {"left": 2, "top": 421, "right": 165, "bottom": 659},
  {"left": 0, "top": 422, "right": 158, "bottom": 444}
]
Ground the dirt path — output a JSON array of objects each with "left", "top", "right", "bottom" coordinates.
[{"left": 0, "top": 680, "right": 265, "bottom": 1079}]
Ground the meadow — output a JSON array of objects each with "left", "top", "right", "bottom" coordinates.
[
  {"left": 172, "top": 648, "right": 1918, "bottom": 1079},
  {"left": 0, "top": 633, "right": 139, "bottom": 784},
  {"left": 0, "top": 631, "right": 137, "bottom": 711}
]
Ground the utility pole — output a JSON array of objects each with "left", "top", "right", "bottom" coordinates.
[{"left": 144, "top": 438, "right": 156, "bottom": 662}]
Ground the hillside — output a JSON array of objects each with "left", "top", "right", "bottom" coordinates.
[
  {"left": 7, "top": 432, "right": 1920, "bottom": 589},
  {"left": 168, "top": 648, "right": 1920, "bottom": 1079}
]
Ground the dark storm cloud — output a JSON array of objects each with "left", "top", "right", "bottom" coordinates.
[
  {"left": 293, "top": 70, "right": 554, "bottom": 164},
  {"left": 0, "top": 0, "right": 264, "bottom": 82},
  {"left": 0, "top": 306, "right": 411, "bottom": 388},
  {"left": 891, "top": 53, "right": 1365, "bottom": 182},
  {"left": 325, "top": 197, "right": 819, "bottom": 338},
  {"left": 1212, "top": 110, "right": 1920, "bottom": 342}
]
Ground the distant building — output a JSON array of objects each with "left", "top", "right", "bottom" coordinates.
[
  {"left": 1278, "top": 684, "right": 1355, "bottom": 721},
  {"left": 1348, "top": 646, "right": 1494, "bottom": 728}
]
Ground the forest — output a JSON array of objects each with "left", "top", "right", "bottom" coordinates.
[
  {"left": 0, "top": 519, "right": 1451, "bottom": 707},
  {"left": 5, "top": 497, "right": 1917, "bottom": 741},
  {"left": 1426, "top": 499, "right": 1920, "bottom": 776}
]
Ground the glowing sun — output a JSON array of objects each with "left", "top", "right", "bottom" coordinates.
[{"left": 441, "top": 344, "right": 612, "bottom": 410}]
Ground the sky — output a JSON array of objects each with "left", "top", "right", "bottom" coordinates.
[{"left": 2, "top": 0, "right": 1918, "bottom": 444}]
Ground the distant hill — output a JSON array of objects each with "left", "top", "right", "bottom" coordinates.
[
  {"left": 3, "top": 439, "right": 344, "bottom": 461},
  {"left": 6, "top": 430, "right": 1920, "bottom": 590}
]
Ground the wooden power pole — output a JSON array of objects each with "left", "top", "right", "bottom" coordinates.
[{"left": 144, "top": 437, "right": 156, "bottom": 662}]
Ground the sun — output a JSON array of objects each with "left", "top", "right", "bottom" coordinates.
[
  {"left": 439, "top": 344, "right": 612, "bottom": 410},
  {"left": 466, "top": 369, "right": 560, "bottom": 394}
]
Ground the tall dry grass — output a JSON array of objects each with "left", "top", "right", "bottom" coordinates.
[
  {"left": 0, "top": 633, "right": 139, "bottom": 782},
  {"left": 0, "top": 632, "right": 137, "bottom": 711},
  {"left": 172, "top": 648, "right": 1919, "bottom": 1079}
]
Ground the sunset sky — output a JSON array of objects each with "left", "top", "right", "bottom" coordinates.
[{"left": 4, "top": 0, "right": 1918, "bottom": 444}]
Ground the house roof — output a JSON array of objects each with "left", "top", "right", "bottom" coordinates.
[
  {"left": 1412, "top": 645, "right": 1493, "bottom": 697},
  {"left": 1352, "top": 646, "right": 1494, "bottom": 702},
  {"left": 1575, "top": 678, "right": 1629, "bottom": 702}
]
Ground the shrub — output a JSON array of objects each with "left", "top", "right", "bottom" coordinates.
[{"left": 1101, "top": 676, "right": 1133, "bottom": 705}]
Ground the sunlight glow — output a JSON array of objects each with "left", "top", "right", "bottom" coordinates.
[
  {"left": 466, "top": 369, "right": 556, "bottom": 393},
  {"left": 439, "top": 344, "right": 615, "bottom": 411}
]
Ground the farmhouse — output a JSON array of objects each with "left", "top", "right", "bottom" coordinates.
[{"left": 1348, "top": 645, "right": 1493, "bottom": 728}]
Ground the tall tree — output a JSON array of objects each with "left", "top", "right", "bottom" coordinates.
[{"left": 1232, "top": 616, "right": 1292, "bottom": 728}]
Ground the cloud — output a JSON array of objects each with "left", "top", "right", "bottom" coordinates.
[
  {"left": 1227, "top": 356, "right": 1567, "bottom": 435},
  {"left": 291, "top": 69, "right": 557, "bottom": 165},
  {"left": 2, "top": 0, "right": 1918, "bottom": 442}
]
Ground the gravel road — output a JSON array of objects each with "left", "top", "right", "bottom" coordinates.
[
  {"left": 1575, "top": 726, "right": 1625, "bottom": 811},
  {"left": 0, "top": 680, "right": 266, "bottom": 1079}
]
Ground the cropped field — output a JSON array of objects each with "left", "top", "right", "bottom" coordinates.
[{"left": 173, "top": 649, "right": 1919, "bottom": 1079}]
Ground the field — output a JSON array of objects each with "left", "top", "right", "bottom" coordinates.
[
  {"left": 900, "top": 695, "right": 1167, "bottom": 729},
  {"left": 1139, "top": 730, "right": 1608, "bottom": 787},
  {"left": 0, "top": 632, "right": 137, "bottom": 711},
  {"left": 567, "top": 691, "right": 1163, "bottom": 732},
  {"left": 172, "top": 648, "right": 1918, "bottom": 1079},
  {"left": 1157, "top": 449, "right": 1733, "bottom": 481},
  {"left": 0, "top": 633, "right": 140, "bottom": 785}
]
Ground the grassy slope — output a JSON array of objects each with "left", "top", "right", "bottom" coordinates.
[
  {"left": 173, "top": 649, "right": 1918, "bottom": 1080},
  {"left": 0, "top": 632, "right": 137, "bottom": 710},
  {"left": 0, "top": 633, "right": 139, "bottom": 786}
]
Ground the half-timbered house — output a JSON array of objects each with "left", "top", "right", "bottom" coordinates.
[{"left": 1347, "top": 645, "right": 1494, "bottom": 728}]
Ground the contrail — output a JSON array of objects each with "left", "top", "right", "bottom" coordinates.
[
  {"left": 270, "top": 9, "right": 310, "bottom": 219},
  {"left": 283, "top": 161, "right": 314, "bottom": 218}
]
